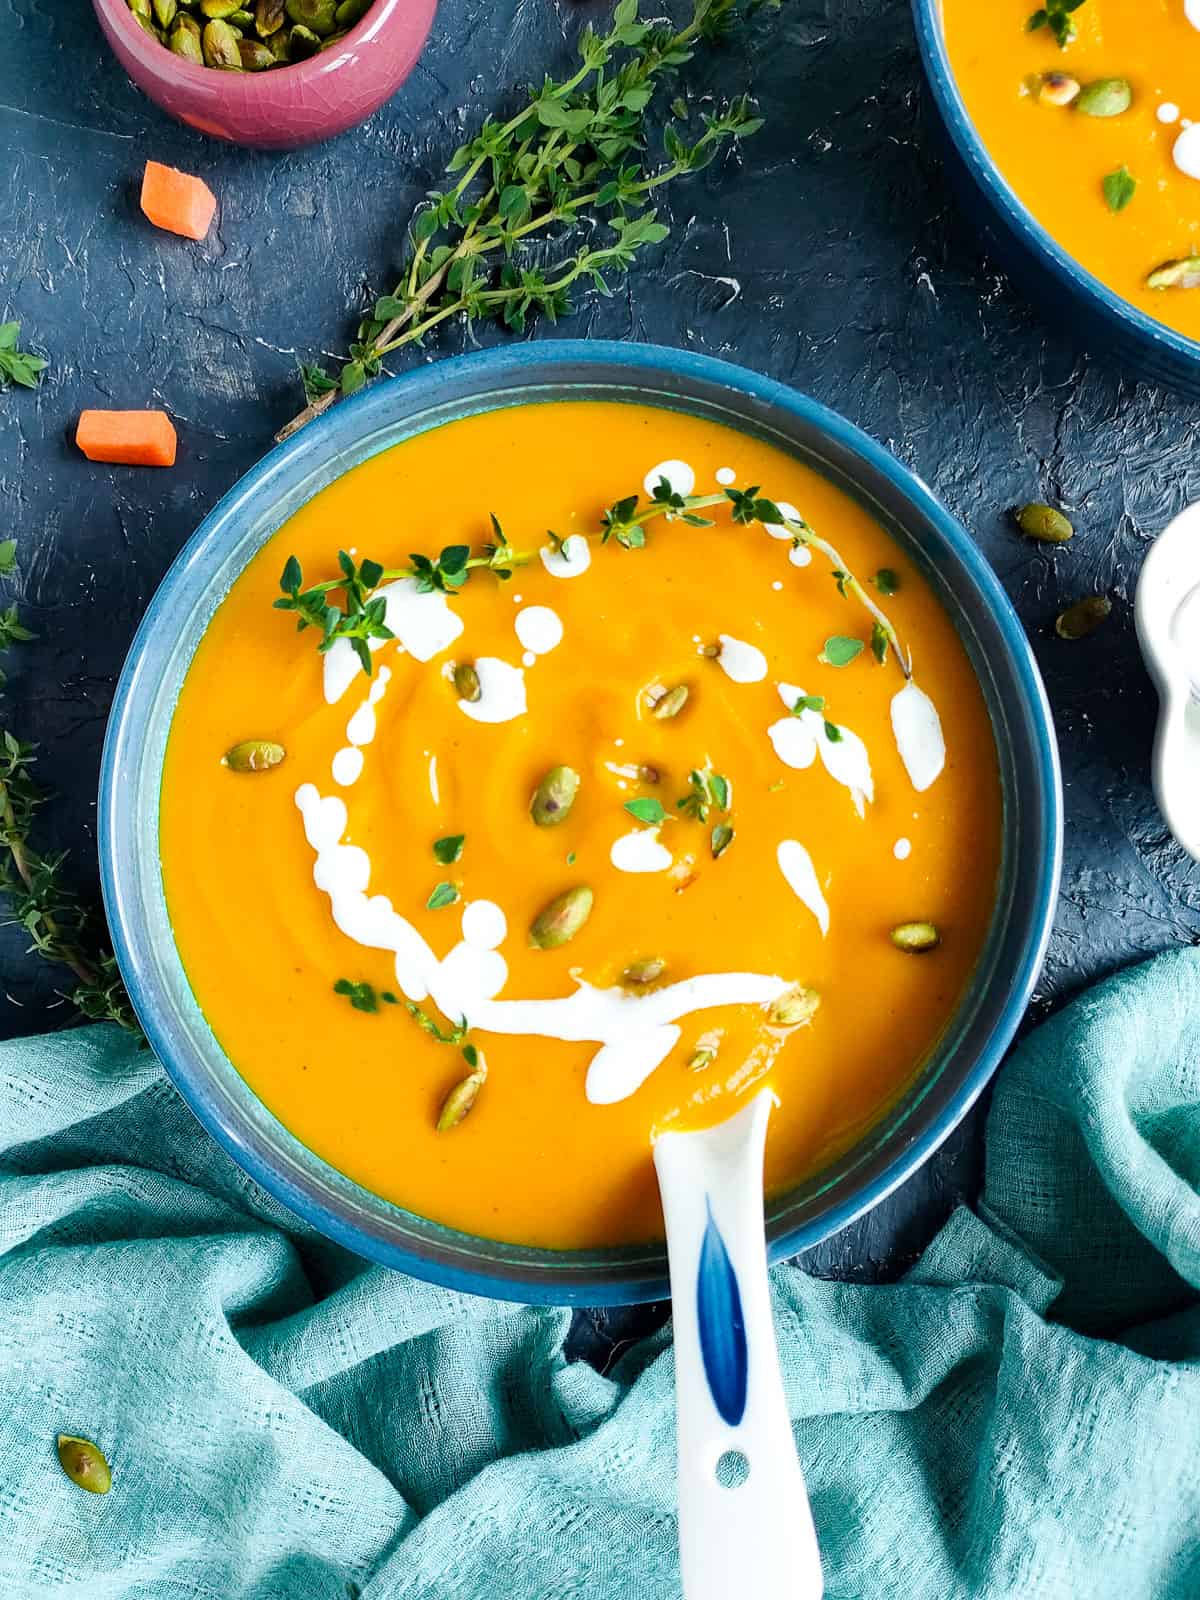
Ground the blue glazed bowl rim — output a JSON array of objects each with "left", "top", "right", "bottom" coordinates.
[
  {"left": 911, "top": 0, "right": 1200, "bottom": 371},
  {"left": 100, "top": 339, "right": 1062, "bottom": 1305}
]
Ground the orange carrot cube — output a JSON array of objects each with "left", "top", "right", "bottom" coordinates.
[
  {"left": 76, "top": 410, "right": 178, "bottom": 468},
  {"left": 139, "top": 161, "right": 217, "bottom": 242}
]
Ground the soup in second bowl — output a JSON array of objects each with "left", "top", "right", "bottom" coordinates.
[
  {"left": 944, "top": 0, "right": 1200, "bottom": 341},
  {"left": 160, "top": 399, "right": 1001, "bottom": 1248}
]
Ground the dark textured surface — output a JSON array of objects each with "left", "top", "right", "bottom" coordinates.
[{"left": 5, "top": 0, "right": 1200, "bottom": 1352}]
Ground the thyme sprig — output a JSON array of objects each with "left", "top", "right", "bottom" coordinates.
[
  {"left": 1027, "top": 0, "right": 1086, "bottom": 48},
  {"left": 277, "top": 478, "right": 912, "bottom": 681},
  {"left": 277, "top": 0, "right": 768, "bottom": 440},
  {"left": 0, "top": 544, "right": 139, "bottom": 1033}
]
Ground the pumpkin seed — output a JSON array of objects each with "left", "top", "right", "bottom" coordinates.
[
  {"left": 1147, "top": 255, "right": 1200, "bottom": 290},
  {"left": 334, "top": 0, "right": 370, "bottom": 22},
  {"left": 653, "top": 684, "right": 689, "bottom": 720},
  {"left": 1014, "top": 502, "right": 1074, "bottom": 543},
  {"left": 57, "top": 1435, "right": 112, "bottom": 1495},
  {"left": 200, "top": 0, "right": 241, "bottom": 15},
  {"left": 452, "top": 661, "right": 481, "bottom": 703},
  {"left": 1076, "top": 78, "right": 1132, "bottom": 118},
  {"left": 622, "top": 956, "right": 665, "bottom": 986},
  {"left": 436, "top": 1052, "right": 487, "bottom": 1132},
  {"left": 222, "top": 739, "right": 285, "bottom": 772},
  {"left": 169, "top": 15, "right": 204, "bottom": 56},
  {"left": 202, "top": 16, "right": 243, "bottom": 65},
  {"left": 890, "top": 922, "right": 941, "bottom": 954},
  {"left": 529, "top": 885, "right": 593, "bottom": 949},
  {"left": 1038, "top": 71, "right": 1079, "bottom": 107},
  {"left": 530, "top": 764, "right": 580, "bottom": 827},
  {"left": 255, "top": 0, "right": 286, "bottom": 30},
  {"left": 768, "top": 986, "right": 820, "bottom": 1027},
  {"left": 229, "top": 6, "right": 254, "bottom": 23},
  {"left": 238, "top": 36, "right": 274, "bottom": 65},
  {"left": 1056, "top": 595, "right": 1112, "bottom": 639},
  {"left": 286, "top": 0, "right": 337, "bottom": 34},
  {"left": 153, "top": 0, "right": 178, "bottom": 27}
]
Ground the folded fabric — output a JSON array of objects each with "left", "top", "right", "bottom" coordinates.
[{"left": 1, "top": 947, "right": 1198, "bottom": 1599}]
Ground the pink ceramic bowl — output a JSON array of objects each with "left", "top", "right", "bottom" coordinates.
[{"left": 92, "top": 0, "right": 436, "bottom": 149}]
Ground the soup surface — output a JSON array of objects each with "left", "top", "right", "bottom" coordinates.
[
  {"left": 161, "top": 400, "right": 1001, "bottom": 1249},
  {"left": 944, "top": 0, "right": 1200, "bottom": 341}
]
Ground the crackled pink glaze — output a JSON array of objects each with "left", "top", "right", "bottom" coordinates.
[{"left": 92, "top": 0, "right": 436, "bottom": 149}]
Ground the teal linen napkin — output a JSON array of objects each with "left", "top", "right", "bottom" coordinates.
[{"left": 3, "top": 947, "right": 1199, "bottom": 1598}]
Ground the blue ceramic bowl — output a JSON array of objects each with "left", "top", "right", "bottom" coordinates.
[
  {"left": 100, "top": 341, "right": 1062, "bottom": 1306},
  {"left": 912, "top": 0, "right": 1200, "bottom": 394}
]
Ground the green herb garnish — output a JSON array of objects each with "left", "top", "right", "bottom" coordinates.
[
  {"left": 334, "top": 978, "right": 399, "bottom": 1014},
  {"left": 870, "top": 620, "right": 890, "bottom": 666},
  {"left": 0, "top": 322, "right": 47, "bottom": 391},
  {"left": 433, "top": 834, "right": 465, "bottom": 865},
  {"left": 279, "top": 0, "right": 771, "bottom": 440},
  {"left": 678, "top": 766, "right": 730, "bottom": 823},
  {"left": 427, "top": 882, "right": 460, "bottom": 910},
  {"left": 711, "top": 821, "right": 734, "bottom": 858},
  {"left": 820, "top": 636, "right": 865, "bottom": 668},
  {"left": 1103, "top": 165, "right": 1137, "bottom": 213},
  {"left": 791, "top": 694, "right": 825, "bottom": 715},
  {"left": 624, "top": 796, "right": 667, "bottom": 825},
  {"left": 0, "top": 541, "right": 137, "bottom": 1032},
  {"left": 823, "top": 721, "right": 843, "bottom": 743},
  {"left": 872, "top": 568, "right": 900, "bottom": 596},
  {"left": 1026, "top": 0, "right": 1086, "bottom": 49}
]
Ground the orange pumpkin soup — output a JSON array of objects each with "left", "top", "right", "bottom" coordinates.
[
  {"left": 944, "top": 0, "right": 1200, "bottom": 340},
  {"left": 160, "top": 400, "right": 1001, "bottom": 1249}
]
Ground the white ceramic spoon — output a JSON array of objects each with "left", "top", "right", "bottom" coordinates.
[
  {"left": 654, "top": 1088, "right": 825, "bottom": 1600},
  {"left": 1136, "top": 500, "right": 1200, "bottom": 862}
]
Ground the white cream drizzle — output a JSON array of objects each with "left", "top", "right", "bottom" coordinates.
[
  {"left": 716, "top": 466, "right": 737, "bottom": 486},
  {"left": 331, "top": 666, "right": 391, "bottom": 789},
  {"left": 1170, "top": 581, "right": 1200, "bottom": 690},
  {"left": 455, "top": 657, "right": 528, "bottom": 724},
  {"left": 776, "top": 840, "right": 830, "bottom": 936},
  {"left": 1185, "top": 0, "right": 1200, "bottom": 35},
  {"left": 894, "top": 837, "right": 912, "bottom": 861},
  {"left": 788, "top": 544, "right": 812, "bottom": 568},
  {"left": 514, "top": 605, "right": 564, "bottom": 657},
  {"left": 427, "top": 754, "right": 440, "bottom": 806},
  {"left": 610, "top": 828, "right": 673, "bottom": 874},
  {"left": 1159, "top": 101, "right": 1182, "bottom": 125},
  {"left": 1173, "top": 121, "right": 1200, "bottom": 180},
  {"left": 770, "top": 682, "right": 874, "bottom": 816},
  {"left": 716, "top": 633, "right": 769, "bottom": 683},
  {"left": 890, "top": 682, "right": 946, "bottom": 792},
  {"left": 294, "top": 781, "right": 790, "bottom": 1106},
  {"left": 323, "top": 581, "right": 462, "bottom": 705},
  {"left": 644, "top": 458, "right": 696, "bottom": 497},
  {"left": 539, "top": 536, "right": 591, "bottom": 577}
]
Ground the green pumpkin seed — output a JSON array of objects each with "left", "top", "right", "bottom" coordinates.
[
  {"left": 152, "top": 0, "right": 178, "bottom": 26},
  {"left": 133, "top": 9, "right": 158, "bottom": 34},
  {"left": 202, "top": 16, "right": 243, "bottom": 64},
  {"left": 127, "top": 0, "right": 153, "bottom": 17},
  {"left": 334, "top": 0, "right": 370, "bottom": 23},
  {"left": 1014, "top": 502, "right": 1074, "bottom": 543},
  {"left": 530, "top": 764, "right": 580, "bottom": 827},
  {"left": 288, "top": 21, "right": 322, "bottom": 55},
  {"left": 653, "top": 684, "right": 689, "bottom": 720},
  {"left": 529, "top": 885, "right": 593, "bottom": 949},
  {"left": 57, "top": 1435, "right": 112, "bottom": 1496},
  {"left": 452, "top": 661, "right": 481, "bottom": 703},
  {"left": 169, "top": 15, "right": 204, "bottom": 55},
  {"left": 1055, "top": 595, "right": 1112, "bottom": 640},
  {"left": 1147, "top": 255, "right": 1200, "bottom": 290},
  {"left": 1076, "top": 77, "right": 1132, "bottom": 118},
  {"left": 286, "top": 0, "right": 337, "bottom": 34},
  {"left": 622, "top": 956, "right": 666, "bottom": 986},
  {"left": 254, "top": 0, "right": 286, "bottom": 31},
  {"left": 436, "top": 1052, "right": 487, "bottom": 1132},
  {"left": 687, "top": 1046, "right": 716, "bottom": 1071},
  {"left": 321, "top": 26, "right": 347, "bottom": 45},
  {"left": 238, "top": 36, "right": 274, "bottom": 65},
  {"left": 200, "top": 0, "right": 241, "bottom": 14},
  {"left": 222, "top": 739, "right": 285, "bottom": 772},
  {"left": 890, "top": 922, "right": 941, "bottom": 954},
  {"left": 267, "top": 26, "right": 291, "bottom": 56},
  {"left": 710, "top": 822, "right": 734, "bottom": 859},
  {"left": 768, "top": 986, "right": 820, "bottom": 1027}
]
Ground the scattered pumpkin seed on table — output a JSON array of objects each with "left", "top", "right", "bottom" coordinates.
[
  {"left": 57, "top": 1435, "right": 112, "bottom": 1495},
  {"left": 1056, "top": 596, "right": 1112, "bottom": 639},
  {"left": 1014, "top": 502, "right": 1074, "bottom": 543}
]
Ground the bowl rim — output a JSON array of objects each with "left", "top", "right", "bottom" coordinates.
[
  {"left": 93, "top": 0, "right": 403, "bottom": 89},
  {"left": 100, "top": 339, "right": 1062, "bottom": 1304},
  {"left": 911, "top": 0, "right": 1200, "bottom": 371}
]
